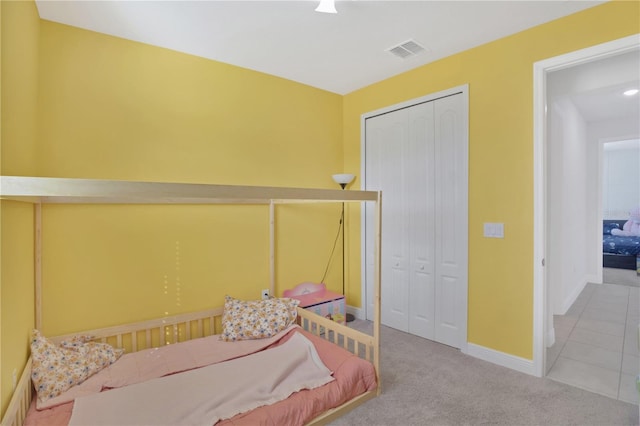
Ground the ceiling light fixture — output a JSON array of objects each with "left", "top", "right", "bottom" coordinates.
[
  {"left": 623, "top": 89, "right": 639, "bottom": 96},
  {"left": 315, "top": 0, "right": 337, "bottom": 14}
]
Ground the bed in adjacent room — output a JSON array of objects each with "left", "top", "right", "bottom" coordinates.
[
  {"left": 0, "top": 176, "right": 383, "bottom": 426},
  {"left": 603, "top": 219, "right": 640, "bottom": 272}
]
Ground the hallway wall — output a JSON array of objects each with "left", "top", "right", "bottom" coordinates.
[{"left": 547, "top": 96, "right": 590, "bottom": 316}]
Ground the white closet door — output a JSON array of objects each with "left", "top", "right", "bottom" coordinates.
[
  {"left": 365, "top": 110, "right": 410, "bottom": 331},
  {"left": 364, "top": 89, "right": 467, "bottom": 350},
  {"left": 433, "top": 94, "right": 468, "bottom": 348},
  {"left": 407, "top": 102, "right": 436, "bottom": 339}
]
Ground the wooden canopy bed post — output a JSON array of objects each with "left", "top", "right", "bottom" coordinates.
[
  {"left": 0, "top": 176, "right": 382, "bottom": 426},
  {"left": 269, "top": 200, "right": 276, "bottom": 297},
  {"left": 34, "top": 203, "right": 43, "bottom": 331},
  {"left": 373, "top": 192, "right": 382, "bottom": 387}
]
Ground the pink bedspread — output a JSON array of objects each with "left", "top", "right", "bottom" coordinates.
[
  {"left": 25, "top": 328, "right": 377, "bottom": 426},
  {"left": 36, "top": 325, "right": 298, "bottom": 410}
]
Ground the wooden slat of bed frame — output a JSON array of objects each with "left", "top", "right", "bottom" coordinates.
[
  {"left": 296, "top": 308, "right": 377, "bottom": 364},
  {"left": 48, "top": 307, "right": 224, "bottom": 350},
  {"left": 1, "top": 359, "right": 32, "bottom": 426},
  {"left": 159, "top": 327, "right": 166, "bottom": 346}
]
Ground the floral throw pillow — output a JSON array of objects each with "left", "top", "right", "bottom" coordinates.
[
  {"left": 30, "top": 329, "right": 124, "bottom": 403},
  {"left": 221, "top": 295, "right": 300, "bottom": 342}
]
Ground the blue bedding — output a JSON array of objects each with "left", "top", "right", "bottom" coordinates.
[
  {"left": 603, "top": 220, "right": 640, "bottom": 256},
  {"left": 603, "top": 234, "right": 640, "bottom": 256}
]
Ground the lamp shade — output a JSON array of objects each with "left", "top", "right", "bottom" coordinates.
[
  {"left": 332, "top": 174, "right": 355, "bottom": 186},
  {"left": 315, "top": 0, "right": 337, "bottom": 14}
]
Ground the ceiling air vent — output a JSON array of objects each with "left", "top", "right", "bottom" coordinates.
[{"left": 387, "top": 39, "right": 427, "bottom": 59}]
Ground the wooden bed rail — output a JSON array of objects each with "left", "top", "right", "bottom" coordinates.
[
  {"left": 1, "top": 359, "right": 32, "bottom": 426},
  {"left": 49, "top": 307, "right": 225, "bottom": 352},
  {"left": 297, "top": 309, "right": 380, "bottom": 425},
  {"left": 296, "top": 307, "right": 377, "bottom": 364}
]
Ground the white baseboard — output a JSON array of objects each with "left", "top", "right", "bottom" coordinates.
[
  {"left": 547, "top": 326, "right": 556, "bottom": 348},
  {"left": 559, "top": 277, "right": 588, "bottom": 315},
  {"left": 467, "top": 343, "right": 536, "bottom": 376},
  {"left": 346, "top": 305, "right": 364, "bottom": 320},
  {"left": 585, "top": 273, "right": 599, "bottom": 285}
]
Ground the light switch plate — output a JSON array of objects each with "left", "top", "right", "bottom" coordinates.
[{"left": 484, "top": 222, "right": 504, "bottom": 238}]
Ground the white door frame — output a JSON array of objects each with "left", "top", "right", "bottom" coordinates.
[
  {"left": 360, "top": 84, "right": 469, "bottom": 352},
  {"left": 532, "top": 34, "right": 640, "bottom": 377}
]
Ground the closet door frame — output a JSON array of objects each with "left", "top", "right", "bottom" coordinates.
[{"left": 360, "top": 84, "right": 469, "bottom": 353}]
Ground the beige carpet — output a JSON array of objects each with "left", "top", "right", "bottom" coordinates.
[
  {"left": 331, "top": 321, "right": 639, "bottom": 426},
  {"left": 603, "top": 267, "right": 640, "bottom": 287}
]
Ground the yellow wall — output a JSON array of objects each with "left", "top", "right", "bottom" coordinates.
[
  {"left": 37, "top": 21, "right": 343, "bottom": 185},
  {"left": 0, "top": 0, "right": 39, "bottom": 415},
  {"left": 1, "top": 0, "right": 39, "bottom": 175},
  {"left": 0, "top": 203, "right": 35, "bottom": 416},
  {"left": 36, "top": 22, "right": 345, "bottom": 335},
  {"left": 343, "top": 1, "right": 640, "bottom": 359}
]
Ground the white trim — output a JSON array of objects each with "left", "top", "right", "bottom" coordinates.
[
  {"left": 532, "top": 50, "right": 547, "bottom": 379},
  {"left": 346, "top": 304, "right": 364, "bottom": 320},
  {"left": 585, "top": 272, "right": 599, "bottom": 286},
  {"left": 546, "top": 326, "right": 555, "bottom": 349},
  {"left": 598, "top": 135, "right": 640, "bottom": 284},
  {"left": 597, "top": 139, "right": 604, "bottom": 284},
  {"left": 361, "top": 85, "right": 468, "bottom": 122},
  {"left": 360, "top": 116, "right": 368, "bottom": 322},
  {"left": 467, "top": 343, "right": 536, "bottom": 376},
  {"left": 458, "top": 88, "right": 470, "bottom": 356},
  {"left": 533, "top": 34, "right": 640, "bottom": 378},
  {"left": 558, "top": 278, "right": 588, "bottom": 315}
]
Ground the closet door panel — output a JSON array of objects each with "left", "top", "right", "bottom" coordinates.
[
  {"left": 364, "top": 121, "right": 382, "bottom": 321},
  {"left": 434, "top": 94, "right": 467, "bottom": 348},
  {"left": 438, "top": 276, "right": 457, "bottom": 330},
  {"left": 407, "top": 102, "right": 435, "bottom": 339},
  {"left": 366, "top": 110, "right": 410, "bottom": 331}
]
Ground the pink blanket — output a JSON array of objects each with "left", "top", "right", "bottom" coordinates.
[
  {"left": 37, "top": 325, "right": 297, "bottom": 410},
  {"left": 69, "top": 333, "right": 333, "bottom": 425},
  {"left": 25, "top": 328, "right": 377, "bottom": 426}
]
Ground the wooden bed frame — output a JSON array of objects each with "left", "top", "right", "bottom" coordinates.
[
  {"left": 0, "top": 176, "right": 382, "bottom": 426},
  {"left": 2, "top": 306, "right": 378, "bottom": 426}
]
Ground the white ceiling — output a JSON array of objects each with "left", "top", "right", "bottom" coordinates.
[
  {"left": 35, "top": 0, "right": 607, "bottom": 95},
  {"left": 548, "top": 50, "right": 640, "bottom": 124}
]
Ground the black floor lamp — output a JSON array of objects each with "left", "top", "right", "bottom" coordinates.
[{"left": 332, "top": 173, "right": 355, "bottom": 322}]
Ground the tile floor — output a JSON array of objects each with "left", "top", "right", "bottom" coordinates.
[{"left": 547, "top": 281, "right": 639, "bottom": 405}]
